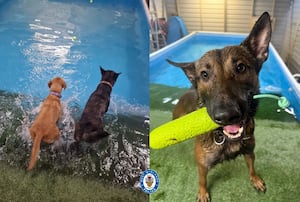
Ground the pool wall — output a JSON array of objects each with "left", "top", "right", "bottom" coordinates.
[{"left": 150, "top": 31, "right": 300, "bottom": 122}]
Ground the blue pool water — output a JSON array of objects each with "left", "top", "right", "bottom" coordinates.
[
  {"left": 0, "top": 0, "right": 149, "bottom": 188},
  {"left": 150, "top": 32, "right": 300, "bottom": 122},
  {"left": 0, "top": 0, "right": 149, "bottom": 112}
]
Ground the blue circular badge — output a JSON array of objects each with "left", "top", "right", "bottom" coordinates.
[{"left": 139, "top": 169, "right": 159, "bottom": 194}]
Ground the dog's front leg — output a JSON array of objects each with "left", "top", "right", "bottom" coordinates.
[
  {"left": 244, "top": 153, "right": 266, "bottom": 192},
  {"left": 196, "top": 163, "right": 210, "bottom": 202}
]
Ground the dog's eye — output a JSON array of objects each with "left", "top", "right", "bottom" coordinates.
[
  {"left": 200, "top": 71, "right": 209, "bottom": 80},
  {"left": 235, "top": 63, "right": 246, "bottom": 73}
]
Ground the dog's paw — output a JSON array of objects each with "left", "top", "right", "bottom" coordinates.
[
  {"left": 196, "top": 191, "right": 210, "bottom": 202},
  {"left": 251, "top": 175, "right": 266, "bottom": 193}
]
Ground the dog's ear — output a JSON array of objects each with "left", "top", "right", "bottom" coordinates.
[
  {"left": 100, "top": 66, "right": 106, "bottom": 75},
  {"left": 116, "top": 72, "right": 121, "bottom": 78},
  {"left": 166, "top": 59, "right": 196, "bottom": 85},
  {"left": 62, "top": 80, "right": 67, "bottom": 90},
  {"left": 241, "top": 12, "right": 272, "bottom": 68},
  {"left": 48, "top": 80, "right": 52, "bottom": 88}
]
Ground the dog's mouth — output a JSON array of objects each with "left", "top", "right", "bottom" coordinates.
[{"left": 222, "top": 123, "right": 244, "bottom": 139}]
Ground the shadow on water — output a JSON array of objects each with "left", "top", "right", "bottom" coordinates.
[{"left": 0, "top": 90, "right": 149, "bottom": 188}]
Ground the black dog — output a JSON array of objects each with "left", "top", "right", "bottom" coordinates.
[
  {"left": 74, "top": 67, "right": 120, "bottom": 143},
  {"left": 168, "top": 12, "right": 271, "bottom": 202}
]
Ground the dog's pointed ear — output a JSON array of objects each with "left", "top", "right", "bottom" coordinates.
[
  {"left": 241, "top": 12, "right": 272, "bottom": 68},
  {"left": 166, "top": 59, "right": 196, "bottom": 85},
  {"left": 114, "top": 72, "right": 121, "bottom": 79},
  {"left": 48, "top": 80, "right": 52, "bottom": 88},
  {"left": 100, "top": 66, "right": 105, "bottom": 74}
]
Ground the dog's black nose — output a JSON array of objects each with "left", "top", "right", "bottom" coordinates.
[{"left": 213, "top": 108, "right": 242, "bottom": 125}]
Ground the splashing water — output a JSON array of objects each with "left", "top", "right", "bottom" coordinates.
[{"left": 0, "top": 90, "right": 149, "bottom": 187}]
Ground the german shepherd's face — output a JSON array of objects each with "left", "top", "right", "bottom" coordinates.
[{"left": 168, "top": 12, "right": 272, "bottom": 139}]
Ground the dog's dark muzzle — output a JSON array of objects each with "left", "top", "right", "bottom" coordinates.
[
  {"left": 212, "top": 103, "right": 242, "bottom": 126},
  {"left": 209, "top": 101, "right": 245, "bottom": 140}
]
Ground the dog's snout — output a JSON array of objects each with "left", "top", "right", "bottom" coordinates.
[{"left": 213, "top": 108, "right": 242, "bottom": 125}]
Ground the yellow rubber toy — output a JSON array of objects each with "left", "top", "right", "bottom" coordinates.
[{"left": 150, "top": 107, "right": 219, "bottom": 149}]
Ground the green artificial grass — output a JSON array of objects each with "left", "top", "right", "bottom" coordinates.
[
  {"left": 150, "top": 84, "right": 300, "bottom": 202},
  {"left": 0, "top": 163, "right": 147, "bottom": 202}
]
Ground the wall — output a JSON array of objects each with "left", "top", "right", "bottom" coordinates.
[{"left": 150, "top": 0, "right": 300, "bottom": 73}]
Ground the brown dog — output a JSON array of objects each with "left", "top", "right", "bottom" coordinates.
[
  {"left": 28, "top": 77, "right": 66, "bottom": 170},
  {"left": 168, "top": 12, "right": 271, "bottom": 202},
  {"left": 74, "top": 67, "right": 120, "bottom": 143}
]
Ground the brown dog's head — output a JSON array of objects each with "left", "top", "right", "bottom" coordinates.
[
  {"left": 100, "top": 66, "right": 121, "bottom": 86},
  {"left": 167, "top": 12, "right": 272, "bottom": 139},
  {"left": 48, "top": 77, "right": 67, "bottom": 93}
]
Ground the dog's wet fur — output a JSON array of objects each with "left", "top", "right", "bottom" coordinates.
[
  {"left": 28, "top": 77, "right": 66, "bottom": 170},
  {"left": 168, "top": 12, "right": 272, "bottom": 202},
  {"left": 74, "top": 67, "right": 120, "bottom": 143}
]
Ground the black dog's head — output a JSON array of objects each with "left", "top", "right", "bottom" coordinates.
[
  {"left": 167, "top": 12, "right": 272, "bottom": 139},
  {"left": 100, "top": 66, "right": 121, "bottom": 86}
]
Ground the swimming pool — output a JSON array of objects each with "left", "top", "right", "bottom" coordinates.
[
  {"left": 0, "top": 0, "right": 149, "bottom": 188},
  {"left": 0, "top": 0, "right": 149, "bottom": 110},
  {"left": 150, "top": 31, "right": 300, "bottom": 122}
]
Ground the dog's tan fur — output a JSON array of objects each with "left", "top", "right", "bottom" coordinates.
[
  {"left": 27, "top": 77, "right": 66, "bottom": 170},
  {"left": 173, "top": 88, "right": 200, "bottom": 120}
]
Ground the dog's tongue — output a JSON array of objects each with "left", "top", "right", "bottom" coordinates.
[{"left": 224, "top": 124, "right": 240, "bottom": 134}]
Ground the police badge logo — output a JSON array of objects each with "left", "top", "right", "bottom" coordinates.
[{"left": 140, "top": 169, "right": 159, "bottom": 194}]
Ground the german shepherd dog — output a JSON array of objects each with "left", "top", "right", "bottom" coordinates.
[
  {"left": 74, "top": 67, "right": 120, "bottom": 143},
  {"left": 168, "top": 12, "right": 271, "bottom": 202}
]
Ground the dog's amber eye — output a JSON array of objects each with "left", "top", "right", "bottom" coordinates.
[
  {"left": 200, "top": 71, "right": 209, "bottom": 81},
  {"left": 235, "top": 63, "right": 246, "bottom": 73}
]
